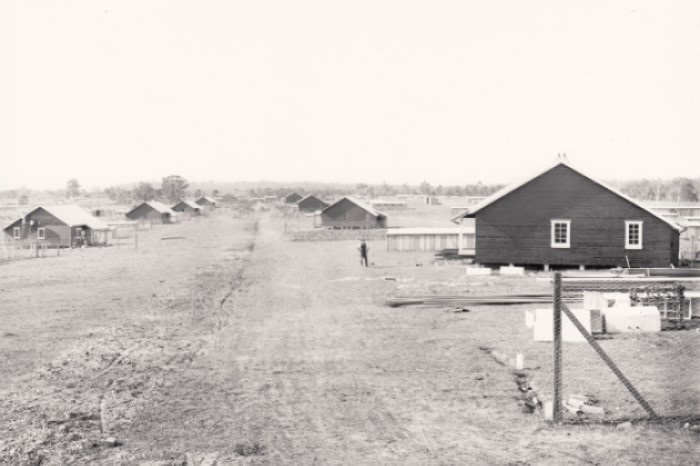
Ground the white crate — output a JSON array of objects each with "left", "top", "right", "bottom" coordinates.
[
  {"left": 603, "top": 306, "right": 661, "bottom": 333},
  {"left": 534, "top": 308, "right": 592, "bottom": 342},
  {"left": 500, "top": 266, "right": 525, "bottom": 276}
]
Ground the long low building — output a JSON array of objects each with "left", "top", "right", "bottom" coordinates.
[
  {"left": 370, "top": 200, "right": 407, "bottom": 210},
  {"left": 386, "top": 226, "right": 475, "bottom": 255}
]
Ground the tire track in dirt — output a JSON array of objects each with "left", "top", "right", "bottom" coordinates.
[{"left": 95, "top": 216, "right": 530, "bottom": 463}]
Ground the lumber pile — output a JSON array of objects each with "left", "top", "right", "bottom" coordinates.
[
  {"left": 385, "top": 294, "right": 557, "bottom": 307},
  {"left": 434, "top": 249, "right": 461, "bottom": 260},
  {"left": 285, "top": 229, "right": 387, "bottom": 242}
]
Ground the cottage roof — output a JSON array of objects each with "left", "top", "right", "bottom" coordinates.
[
  {"left": 451, "top": 161, "right": 683, "bottom": 231},
  {"left": 5, "top": 205, "right": 110, "bottom": 230},
  {"left": 323, "top": 197, "right": 386, "bottom": 218},
  {"left": 197, "top": 196, "right": 217, "bottom": 204},
  {"left": 137, "top": 201, "right": 177, "bottom": 215},
  {"left": 298, "top": 194, "right": 325, "bottom": 204},
  {"left": 174, "top": 200, "right": 201, "bottom": 210}
]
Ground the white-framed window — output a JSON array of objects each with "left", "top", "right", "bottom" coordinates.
[
  {"left": 551, "top": 219, "right": 571, "bottom": 248},
  {"left": 625, "top": 221, "right": 643, "bottom": 249},
  {"left": 13, "top": 227, "right": 20, "bottom": 239},
  {"left": 37, "top": 228, "right": 45, "bottom": 240}
]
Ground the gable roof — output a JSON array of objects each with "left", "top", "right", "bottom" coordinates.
[
  {"left": 197, "top": 196, "right": 217, "bottom": 204},
  {"left": 173, "top": 200, "right": 201, "bottom": 210},
  {"left": 450, "top": 161, "right": 682, "bottom": 231},
  {"left": 5, "top": 205, "right": 110, "bottom": 230},
  {"left": 298, "top": 194, "right": 327, "bottom": 204},
  {"left": 132, "top": 201, "right": 176, "bottom": 215},
  {"left": 322, "top": 197, "right": 386, "bottom": 218}
]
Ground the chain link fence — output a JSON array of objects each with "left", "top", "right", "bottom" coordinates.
[{"left": 548, "top": 273, "right": 700, "bottom": 424}]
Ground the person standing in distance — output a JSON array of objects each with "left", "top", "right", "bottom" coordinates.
[{"left": 358, "top": 239, "right": 369, "bottom": 267}]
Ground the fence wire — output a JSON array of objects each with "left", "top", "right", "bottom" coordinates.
[{"left": 551, "top": 274, "right": 700, "bottom": 424}]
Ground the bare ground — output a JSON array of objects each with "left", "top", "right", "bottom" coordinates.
[{"left": 1, "top": 213, "right": 698, "bottom": 464}]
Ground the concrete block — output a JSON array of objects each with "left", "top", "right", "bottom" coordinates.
[
  {"left": 590, "top": 309, "right": 603, "bottom": 334},
  {"left": 603, "top": 306, "right": 661, "bottom": 333},
  {"left": 583, "top": 292, "right": 608, "bottom": 310},
  {"left": 580, "top": 404, "right": 605, "bottom": 415},
  {"left": 603, "top": 292, "right": 631, "bottom": 308},
  {"left": 466, "top": 267, "right": 492, "bottom": 276},
  {"left": 586, "top": 291, "right": 632, "bottom": 309},
  {"left": 500, "top": 265, "right": 525, "bottom": 276},
  {"left": 544, "top": 401, "right": 553, "bottom": 420},
  {"left": 534, "top": 308, "right": 592, "bottom": 342}
]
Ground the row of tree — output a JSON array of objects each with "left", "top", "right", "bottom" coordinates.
[
  {"left": 2, "top": 175, "right": 698, "bottom": 205},
  {"left": 103, "top": 175, "right": 190, "bottom": 204},
  {"left": 615, "top": 177, "right": 699, "bottom": 202},
  {"left": 100, "top": 175, "right": 700, "bottom": 205}
]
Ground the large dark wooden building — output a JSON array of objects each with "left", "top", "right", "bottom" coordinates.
[
  {"left": 297, "top": 195, "right": 329, "bottom": 213},
  {"left": 452, "top": 162, "right": 681, "bottom": 268},
  {"left": 126, "top": 201, "right": 177, "bottom": 224},
  {"left": 3, "top": 205, "right": 111, "bottom": 247},
  {"left": 320, "top": 197, "right": 387, "bottom": 229}
]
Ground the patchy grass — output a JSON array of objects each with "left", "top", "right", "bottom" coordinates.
[{"left": 1, "top": 212, "right": 698, "bottom": 464}]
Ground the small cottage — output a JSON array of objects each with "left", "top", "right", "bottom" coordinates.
[
  {"left": 126, "top": 201, "right": 177, "bottom": 224},
  {"left": 283, "top": 193, "right": 303, "bottom": 205},
  {"left": 195, "top": 196, "right": 217, "bottom": 208},
  {"left": 320, "top": 197, "right": 387, "bottom": 229},
  {"left": 172, "top": 200, "right": 203, "bottom": 216},
  {"left": 3, "top": 205, "right": 111, "bottom": 247},
  {"left": 297, "top": 195, "right": 329, "bottom": 213}
]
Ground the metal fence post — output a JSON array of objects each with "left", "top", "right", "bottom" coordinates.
[{"left": 553, "top": 272, "right": 562, "bottom": 423}]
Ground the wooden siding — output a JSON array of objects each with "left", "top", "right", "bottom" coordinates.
[
  {"left": 2, "top": 208, "right": 107, "bottom": 247},
  {"left": 298, "top": 197, "right": 329, "bottom": 213},
  {"left": 172, "top": 203, "right": 200, "bottom": 215},
  {"left": 473, "top": 165, "right": 679, "bottom": 268},
  {"left": 126, "top": 204, "right": 172, "bottom": 223},
  {"left": 284, "top": 193, "right": 303, "bottom": 204},
  {"left": 321, "top": 199, "right": 386, "bottom": 229}
]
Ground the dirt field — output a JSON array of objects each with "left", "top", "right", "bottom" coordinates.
[{"left": 1, "top": 212, "right": 698, "bottom": 464}]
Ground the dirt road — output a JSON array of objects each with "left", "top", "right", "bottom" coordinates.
[
  {"left": 101, "top": 216, "right": 699, "bottom": 464},
  {"left": 2, "top": 213, "right": 697, "bottom": 464}
]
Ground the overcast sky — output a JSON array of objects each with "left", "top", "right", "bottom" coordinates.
[{"left": 1, "top": 1, "right": 699, "bottom": 190}]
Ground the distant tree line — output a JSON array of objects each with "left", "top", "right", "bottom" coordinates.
[
  {"left": 615, "top": 177, "right": 700, "bottom": 202},
  {"left": 2, "top": 176, "right": 698, "bottom": 206},
  {"left": 105, "top": 175, "right": 190, "bottom": 204}
]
